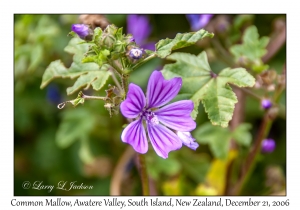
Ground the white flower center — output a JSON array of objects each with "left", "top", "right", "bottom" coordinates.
[{"left": 144, "top": 110, "right": 159, "bottom": 125}]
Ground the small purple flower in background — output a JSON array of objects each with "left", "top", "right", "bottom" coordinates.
[
  {"left": 129, "top": 48, "right": 143, "bottom": 60},
  {"left": 261, "top": 99, "right": 272, "bottom": 109},
  {"left": 120, "top": 71, "right": 196, "bottom": 158},
  {"left": 186, "top": 14, "right": 213, "bottom": 31},
  {"left": 46, "top": 84, "right": 61, "bottom": 105},
  {"left": 261, "top": 138, "right": 276, "bottom": 153},
  {"left": 177, "top": 131, "right": 199, "bottom": 150},
  {"left": 71, "top": 24, "right": 90, "bottom": 39},
  {"left": 127, "top": 14, "right": 155, "bottom": 51}
]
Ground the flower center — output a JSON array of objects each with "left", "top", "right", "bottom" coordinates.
[{"left": 143, "top": 110, "right": 159, "bottom": 125}]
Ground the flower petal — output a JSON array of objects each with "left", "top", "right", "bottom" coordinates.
[
  {"left": 147, "top": 70, "right": 182, "bottom": 108},
  {"left": 177, "top": 131, "right": 199, "bottom": 150},
  {"left": 127, "top": 14, "right": 152, "bottom": 45},
  {"left": 155, "top": 100, "right": 196, "bottom": 131},
  {"left": 120, "top": 83, "right": 146, "bottom": 118},
  {"left": 147, "top": 123, "right": 182, "bottom": 158},
  {"left": 121, "top": 118, "right": 148, "bottom": 154}
]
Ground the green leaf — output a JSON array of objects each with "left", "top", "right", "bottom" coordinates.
[
  {"left": 55, "top": 108, "right": 97, "bottom": 149},
  {"left": 232, "top": 123, "right": 252, "bottom": 146},
  {"left": 155, "top": 29, "right": 214, "bottom": 58},
  {"left": 162, "top": 51, "right": 255, "bottom": 127},
  {"left": 79, "top": 136, "right": 95, "bottom": 164},
  {"left": 28, "top": 44, "right": 43, "bottom": 72},
  {"left": 147, "top": 153, "right": 181, "bottom": 180},
  {"left": 41, "top": 38, "right": 111, "bottom": 95},
  {"left": 194, "top": 123, "right": 231, "bottom": 159},
  {"left": 193, "top": 123, "right": 252, "bottom": 159},
  {"left": 230, "top": 25, "right": 269, "bottom": 73},
  {"left": 66, "top": 71, "right": 110, "bottom": 95}
]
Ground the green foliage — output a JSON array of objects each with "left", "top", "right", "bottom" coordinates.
[
  {"left": 14, "top": 15, "right": 61, "bottom": 78},
  {"left": 155, "top": 29, "right": 214, "bottom": 58},
  {"left": 162, "top": 51, "right": 255, "bottom": 127},
  {"left": 193, "top": 123, "right": 252, "bottom": 159},
  {"left": 40, "top": 38, "right": 111, "bottom": 95},
  {"left": 230, "top": 25, "right": 269, "bottom": 73},
  {"left": 56, "top": 108, "right": 97, "bottom": 149},
  {"left": 147, "top": 153, "right": 181, "bottom": 180}
]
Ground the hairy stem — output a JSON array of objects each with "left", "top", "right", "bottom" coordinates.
[
  {"left": 81, "top": 94, "right": 107, "bottom": 100},
  {"left": 109, "top": 68, "right": 123, "bottom": 94},
  {"left": 138, "top": 154, "right": 149, "bottom": 196},
  {"left": 109, "top": 60, "right": 123, "bottom": 76},
  {"left": 132, "top": 53, "right": 157, "bottom": 70},
  {"left": 121, "top": 74, "right": 129, "bottom": 95}
]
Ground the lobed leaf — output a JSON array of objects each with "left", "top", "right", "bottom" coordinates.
[
  {"left": 155, "top": 29, "right": 214, "bottom": 58},
  {"left": 40, "top": 38, "right": 110, "bottom": 95},
  {"left": 193, "top": 123, "right": 252, "bottom": 159},
  {"left": 162, "top": 51, "right": 255, "bottom": 127},
  {"left": 230, "top": 25, "right": 269, "bottom": 73}
]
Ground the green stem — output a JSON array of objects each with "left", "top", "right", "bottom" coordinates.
[
  {"left": 138, "top": 154, "right": 149, "bottom": 195},
  {"left": 240, "top": 88, "right": 262, "bottom": 101},
  {"left": 82, "top": 94, "right": 107, "bottom": 100},
  {"left": 109, "top": 60, "right": 123, "bottom": 76},
  {"left": 132, "top": 53, "right": 157, "bottom": 70},
  {"left": 109, "top": 68, "right": 123, "bottom": 94},
  {"left": 232, "top": 113, "right": 273, "bottom": 195},
  {"left": 121, "top": 74, "right": 129, "bottom": 96}
]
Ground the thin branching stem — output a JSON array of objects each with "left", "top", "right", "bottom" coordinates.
[
  {"left": 109, "top": 68, "right": 123, "bottom": 94},
  {"left": 132, "top": 53, "right": 157, "bottom": 70},
  {"left": 81, "top": 94, "right": 107, "bottom": 100}
]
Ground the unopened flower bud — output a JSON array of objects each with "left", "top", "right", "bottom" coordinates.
[
  {"left": 129, "top": 48, "right": 143, "bottom": 60},
  {"left": 261, "top": 138, "right": 275, "bottom": 153},
  {"left": 261, "top": 99, "right": 272, "bottom": 109},
  {"left": 102, "top": 34, "right": 115, "bottom": 49}
]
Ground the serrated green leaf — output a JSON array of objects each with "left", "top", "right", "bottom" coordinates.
[
  {"left": 66, "top": 71, "right": 110, "bottom": 95},
  {"left": 41, "top": 38, "right": 111, "bottom": 94},
  {"left": 155, "top": 29, "right": 214, "bottom": 58},
  {"left": 162, "top": 51, "right": 255, "bottom": 127},
  {"left": 230, "top": 25, "right": 269, "bottom": 73}
]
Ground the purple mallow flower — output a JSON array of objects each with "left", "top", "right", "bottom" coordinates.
[
  {"left": 261, "top": 99, "right": 272, "bottom": 109},
  {"left": 261, "top": 138, "right": 276, "bottom": 153},
  {"left": 177, "top": 131, "right": 199, "bottom": 150},
  {"left": 127, "top": 14, "right": 155, "bottom": 51},
  {"left": 71, "top": 24, "right": 90, "bottom": 39},
  {"left": 120, "top": 71, "right": 196, "bottom": 158},
  {"left": 186, "top": 14, "right": 213, "bottom": 31}
]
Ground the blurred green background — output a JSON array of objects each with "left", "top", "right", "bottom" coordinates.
[{"left": 14, "top": 14, "right": 286, "bottom": 196}]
